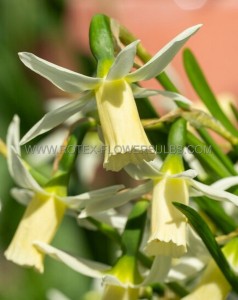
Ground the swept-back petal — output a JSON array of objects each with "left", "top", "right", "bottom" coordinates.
[
  {"left": 141, "top": 256, "right": 172, "bottom": 286},
  {"left": 20, "top": 93, "right": 93, "bottom": 145},
  {"left": 19, "top": 52, "right": 102, "bottom": 93},
  {"left": 189, "top": 179, "right": 238, "bottom": 206},
  {"left": 10, "top": 147, "right": 42, "bottom": 191},
  {"left": 106, "top": 41, "right": 139, "bottom": 80},
  {"left": 79, "top": 181, "right": 153, "bottom": 218},
  {"left": 126, "top": 24, "right": 202, "bottom": 83},
  {"left": 124, "top": 158, "right": 162, "bottom": 180},
  {"left": 34, "top": 241, "right": 110, "bottom": 277},
  {"left": 132, "top": 85, "right": 192, "bottom": 105},
  {"left": 7, "top": 115, "right": 21, "bottom": 177},
  {"left": 211, "top": 176, "right": 238, "bottom": 191},
  {"left": 11, "top": 188, "right": 34, "bottom": 206},
  {"left": 60, "top": 184, "right": 124, "bottom": 210}
]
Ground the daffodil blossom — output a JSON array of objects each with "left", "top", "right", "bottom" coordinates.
[
  {"left": 4, "top": 116, "right": 151, "bottom": 272},
  {"left": 125, "top": 158, "right": 238, "bottom": 257},
  {"left": 19, "top": 24, "right": 201, "bottom": 171},
  {"left": 181, "top": 238, "right": 238, "bottom": 300},
  {"left": 33, "top": 241, "right": 173, "bottom": 300},
  {"left": 32, "top": 230, "right": 210, "bottom": 300}
]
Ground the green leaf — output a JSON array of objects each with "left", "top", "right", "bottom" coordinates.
[
  {"left": 193, "top": 196, "right": 237, "bottom": 234},
  {"left": 121, "top": 200, "right": 149, "bottom": 256},
  {"left": 183, "top": 48, "right": 238, "bottom": 137},
  {"left": 173, "top": 202, "right": 238, "bottom": 292},
  {"left": 187, "top": 132, "right": 231, "bottom": 178}
]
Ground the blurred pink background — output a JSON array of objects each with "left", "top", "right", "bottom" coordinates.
[{"left": 64, "top": 0, "right": 238, "bottom": 100}]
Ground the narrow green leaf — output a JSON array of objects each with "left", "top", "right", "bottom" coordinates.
[
  {"left": 121, "top": 200, "right": 149, "bottom": 256},
  {"left": 197, "top": 128, "right": 236, "bottom": 176},
  {"left": 183, "top": 48, "right": 238, "bottom": 137},
  {"left": 193, "top": 196, "right": 237, "bottom": 234},
  {"left": 187, "top": 132, "right": 231, "bottom": 178},
  {"left": 173, "top": 202, "right": 238, "bottom": 292}
]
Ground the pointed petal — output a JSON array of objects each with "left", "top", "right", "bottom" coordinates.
[
  {"left": 47, "top": 289, "right": 71, "bottom": 300},
  {"left": 10, "top": 147, "right": 43, "bottom": 191},
  {"left": 11, "top": 188, "right": 34, "bottom": 206},
  {"left": 141, "top": 256, "right": 172, "bottom": 286},
  {"left": 19, "top": 52, "right": 102, "bottom": 93},
  {"left": 126, "top": 24, "right": 202, "bottom": 82},
  {"left": 79, "top": 181, "right": 153, "bottom": 218},
  {"left": 34, "top": 241, "right": 110, "bottom": 277},
  {"left": 168, "top": 256, "right": 206, "bottom": 282},
  {"left": 106, "top": 41, "right": 139, "bottom": 80},
  {"left": 20, "top": 94, "right": 93, "bottom": 145},
  {"left": 61, "top": 185, "right": 124, "bottom": 210},
  {"left": 7, "top": 115, "right": 21, "bottom": 177},
  {"left": 132, "top": 85, "right": 192, "bottom": 105},
  {"left": 211, "top": 176, "right": 238, "bottom": 191},
  {"left": 189, "top": 179, "right": 238, "bottom": 206},
  {"left": 170, "top": 169, "right": 197, "bottom": 179},
  {"left": 124, "top": 158, "right": 162, "bottom": 180}
]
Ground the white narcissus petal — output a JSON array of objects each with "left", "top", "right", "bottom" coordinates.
[
  {"left": 189, "top": 179, "right": 238, "bottom": 206},
  {"left": 181, "top": 260, "right": 231, "bottom": 300},
  {"left": 79, "top": 181, "right": 153, "bottom": 218},
  {"left": 141, "top": 256, "right": 172, "bottom": 286},
  {"left": 171, "top": 169, "right": 197, "bottom": 179},
  {"left": 144, "top": 177, "right": 188, "bottom": 257},
  {"left": 5, "top": 194, "right": 66, "bottom": 273},
  {"left": 210, "top": 176, "right": 238, "bottom": 191},
  {"left": 61, "top": 185, "right": 124, "bottom": 210},
  {"left": 47, "top": 289, "right": 71, "bottom": 300},
  {"left": 132, "top": 85, "right": 193, "bottom": 105},
  {"left": 11, "top": 188, "right": 34, "bottom": 206},
  {"left": 126, "top": 24, "right": 202, "bottom": 83},
  {"left": 168, "top": 257, "right": 206, "bottom": 282},
  {"left": 124, "top": 158, "right": 162, "bottom": 180},
  {"left": 106, "top": 41, "right": 139, "bottom": 80},
  {"left": 10, "top": 147, "right": 42, "bottom": 191},
  {"left": 7, "top": 115, "right": 21, "bottom": 177},
  {"left": 20, "top": 93, "right": 93, "bottom": 145},
  {"left": 19, "top": 52, "right": 102, "bottom": 93},
  {"left": 34, "top": 241, "right": 110, "bottom": 278}
]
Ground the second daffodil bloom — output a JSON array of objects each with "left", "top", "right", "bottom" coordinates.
[
  {"left": 182, "top": 238, "right": 238, "bottom": 300},
  {"left": 18, "top": 15, "right": 201, "bottom": 171},
  {"left": 125, "top": 157, "right": 238, "bottom": 258},
  {"left": 5, "top": 116, "right": 150, "bottom": 272}
]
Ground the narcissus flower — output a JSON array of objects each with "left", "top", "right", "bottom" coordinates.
[
  {"left": 182, "top": 238, "right": 238, "bottom": 300},
  {"left": 4, "top": 116, "right": 151, "bottom": 272},
  {"left": 33, "top": 242, "right": 171, "bottom": 300},
  {"left": 19, "top": 24, "right": 201, "bottom": 171},
  {"left": 125, "top": 158, "right": 238, "bottom": 258}
]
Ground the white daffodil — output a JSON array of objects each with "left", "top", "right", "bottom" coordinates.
[
  {"left": 125, "top": 157, "right": 238, "bottom": 258},
  {"left": 182, "top": 238, "right": 238, "bottom": 300},
  {"left": 33, "top": 241, "right": 173, "bottom": 300},
  {"left": 5, "top": 116, "right": 151, "bottom": 272},
  {"left": 19, "top": 24, "right": 201, "bottom": 171}
]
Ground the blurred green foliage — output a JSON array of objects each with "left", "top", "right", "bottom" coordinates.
[{"left": 0, "top": 0, "right": 98, "bottom": 299}]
